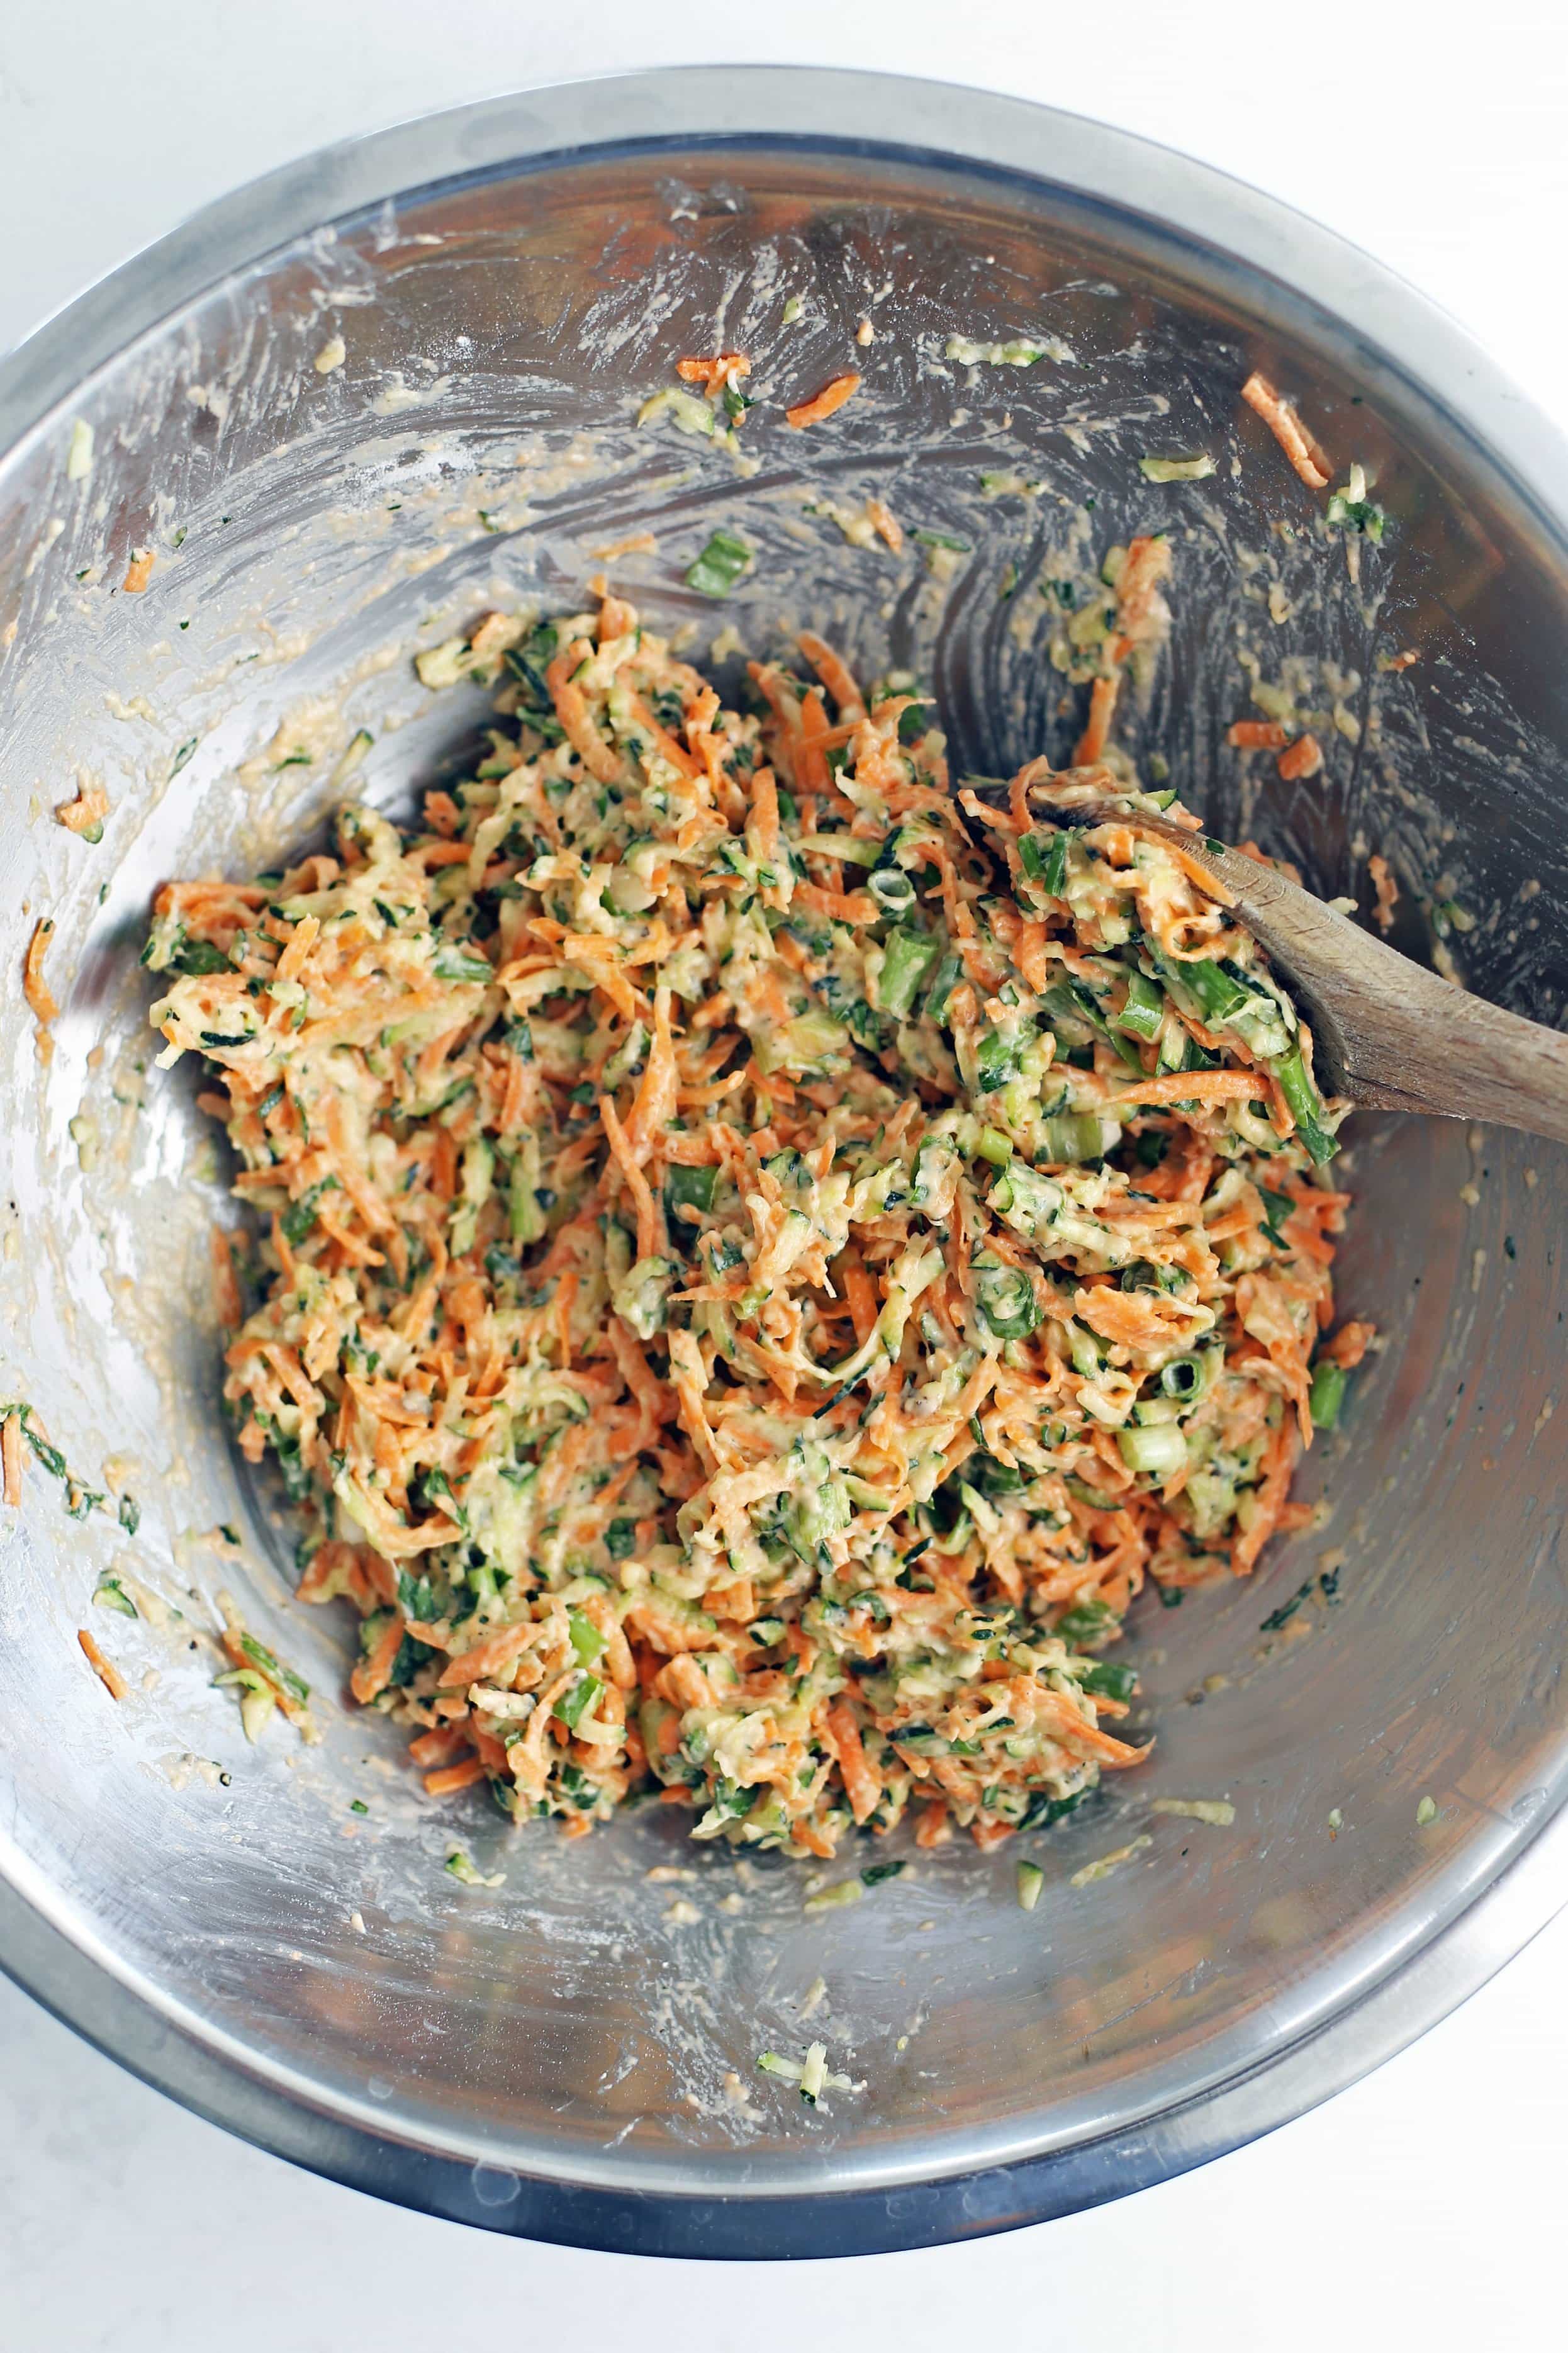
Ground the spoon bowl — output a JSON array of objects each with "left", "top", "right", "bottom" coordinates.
[{"left": 980, "top": 787, "right": 1568, "bottom": 1148}]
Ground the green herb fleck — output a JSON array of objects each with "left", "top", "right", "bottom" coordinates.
[{"left": 685, "top": 531, "right": 752, "bottom": 599}]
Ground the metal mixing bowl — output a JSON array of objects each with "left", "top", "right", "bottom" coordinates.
[{"left": 2, "top": 68, "right": 1565, "bottom": 2259}]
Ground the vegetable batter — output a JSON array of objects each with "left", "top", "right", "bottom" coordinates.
[{"left": 145, "top": 573, "right": 1364, "bottom": 1860}]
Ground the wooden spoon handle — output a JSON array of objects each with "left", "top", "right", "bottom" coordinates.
[{"left": 1320, "top": 954, "right": 1568, "bottom": 1143}]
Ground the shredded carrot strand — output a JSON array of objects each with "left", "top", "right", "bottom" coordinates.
[
  {"left": 79, "top": 1628, "right": 128, "bottom": 1700},
  {"left": 1241, "top": 371, "right": 1330, "bottom": 491},
  {"left": 785, "top": 373, "right": 861, "bottom": 429}
]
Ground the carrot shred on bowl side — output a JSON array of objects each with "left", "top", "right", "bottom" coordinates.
[
  {"left": 144, "top": 576, "right": 1360, "bottom": 1860},
  {"left": 1, "top": 1413, "right": 23, "bottom": 1508},
  {"left": 79, "top": 1628, "right": 128, "bottom": 1701},
  {"left": 1240, "top": 370, "right": 1331, "bottom": 490},
  {"left": 23, "top": 917, "right": 60, "bottom": 1030},
  {"left": 785, "top": 372, "right": 861, "bottom": 428}
]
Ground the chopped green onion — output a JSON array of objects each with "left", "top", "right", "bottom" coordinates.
[
  {"left": 1019, "top": 828, "right": 1070, "bottom": 898},
  {"left": 861, "top": 1859, "right": 906, "bottom": 1885},
  {"left": 1309, "top": 1359, "right": 1348, "bottom": 1430},
  {"left": 554, "top": 1672, "right": 603, "bottom": 1731},
  {"left": 975, "top": 1258, "right": 1041, "bottom": 1340},
  {"left": 174, "top": 940, "right": 231, "bottom": 976},
  {"left": 1159, "top": 1353, "right": 1211, "bottom": 1402},
  {"left": 431, "top": 943, "right": 494, "bottom": 984},
  {"left": 877, "top": 926, "right": 941, "bottom": 1018},
  {"left": 1056, "top": 1598, "right": 1117, "bottom": 1647},
  {"left": 1039, "top": 1113, "right": 1106, "bottom": 1165},
  {"left": 1080, "top": 1659, "right": 1139, "bottom": 1702},
  {"left": 1117, "top": 1424, "right": 1188, "bottom": 1476},
  {"left": 1182, "top": 958, "right": 1253, "bottom": 1024},
  {"left": 239, "top": 1632, "right": 310, "bottom": 1705},
  {"left": 922, "top": 952, "right": 965, "bottom": 1023},
  {"left": 666, "top": 1162, "right": 717, "bottom": 1216},
  {"left": 975, "top": 1029, "right": 1026, "bottom": 1091},
  {"left": 868, "top": 865, "right": 916, "bottom": 913},
  {"left": 685, "top": 531, "right": 752, "bottom": 598},
  {"left": 1326, "top": 464, "right": 1386, "bottom": 542},
  {"left": 18, "top": 1415, "right": 67, "bottom": 1480},
  {"left": 1258, "top": 1184, "right": 1296, "bottom": 1243},
  {"left": 974, "top": 1126, "right": 1013, "bottom": 1168},
  {"left": 1270, "top": 1043, "right": 1338, "bottom": 1165},
  {"left": 1112, "top": 969, "right": 1164, "bottom": 1042},
  {"left": 568, "top": 1609, "right": 607, "bottom": 1665}
]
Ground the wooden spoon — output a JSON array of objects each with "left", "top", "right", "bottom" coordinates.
[{"left": 975, "top": 789, "right": 1568, "bottom": 1148}]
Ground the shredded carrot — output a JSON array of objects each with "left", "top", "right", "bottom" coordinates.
[
  {"left": 798, "top": 632, "right": 867, "bottom": 722},
  {"left": 1241, "top": 371, "right": 1330, "bottom": 491},
  {"left": 827, "top": 1699, "right": 882, "bottom": 1824},
  {"left": 79, "top": 1628, "right": 127, "bottom": 1700},
  {"left": 1277, "top": 733, "right": 1324, "bottom": 782},
  {"left": 1228, "top": 719, "right": 1290, "bottom": 751},
  {"left": 865, "top": 498, "right": 902, "bottom": 552},
  {"left": 546, "top": 646, "right": 620, "bottom": 783},
  {"left": 2, "top": 1413, "right": 21, "bottom": 1508},
  {"left": 1321, "top": 1319, "right": 1375, "bottom": 1369},
  {"left": 676, "top": 352, "right": 750, "bottom": 388},
  {"left": 55, "top": 780, "right": 111, "bottom": 836},
  {"left": 1367, "top": 853, "right": 1399, "bottom": 935},
  {"left": 590, "top": 531, "right": 659, "bottom": 562},
  {"left": 793, "top": 880, "right": 877, "bottom": 924},
  {"left": 1073, "top": 675, "right": 1119, "bottom": 767},
  {"left": 1112, "top": 1069, "right": 1270, "bottom": 1109},
  {"left": 23, "top": 917, "right": 60, "bottom": 1031},
  {"left": 424, "top": 1756, "right": 487, "bottom": 1797},
  {"left": 210, "top": 1228, "right": 243, "bottom": 1327},
  {"left": 350, "top": 1614, "right": 407, "bottom": 1704},
  {"left": 785, "top": 373, "right": 861, "bottom": 429},
  {"left": 121, "top": 549, "right": 155, "bottom": 594}
]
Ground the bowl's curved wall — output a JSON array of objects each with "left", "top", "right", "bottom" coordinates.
[{"left": 0, "top": 72, "right": 1564, "bottom": 2252}]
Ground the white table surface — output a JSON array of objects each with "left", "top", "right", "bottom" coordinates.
[{"left": 2, "top": 3, "right": 1565, "bottom": 2344}]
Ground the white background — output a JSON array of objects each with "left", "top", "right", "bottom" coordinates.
[{"left": 2, "top": 3, "right": 1565, "bottom": 2344}]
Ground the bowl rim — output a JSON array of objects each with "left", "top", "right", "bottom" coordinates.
[{"left": 3, "top": 62, "right": 1566, "bottom": 2258}]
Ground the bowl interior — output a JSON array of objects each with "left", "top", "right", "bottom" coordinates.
[{"left": 1, "top": 111, "right": 1565, "bottom": 2223}]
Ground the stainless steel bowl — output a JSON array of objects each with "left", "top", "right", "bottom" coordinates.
[{"left": 2, "top": 68, "right": 1565, "bottom": 2259}]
